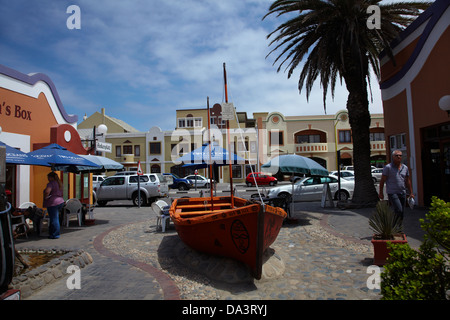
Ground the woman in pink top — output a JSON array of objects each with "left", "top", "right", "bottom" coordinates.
[{"left": 43, "top": 172, "right": 65, "bottom": 239}]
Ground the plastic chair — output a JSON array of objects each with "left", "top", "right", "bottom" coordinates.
[
  {"left": 151, "top": 199, "right": 170, "bottom": 232},
  {"left": 12, "top": 202, "right": 37, "bottom": 238},
  {"left": 63, "top": 199, "right": 82, "bottom": 227}
]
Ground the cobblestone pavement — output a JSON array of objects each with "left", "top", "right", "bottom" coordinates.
[{"left": 15, "top": 199, "right": 426, "bottom": 300}]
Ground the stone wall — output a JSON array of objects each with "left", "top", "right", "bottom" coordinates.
[{"left": 10, "top": 249, "right": 93, "bottom": 299}]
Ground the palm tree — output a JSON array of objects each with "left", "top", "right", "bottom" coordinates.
[{"left": 264, "top": 0, "right": 430, "bottom": 205}]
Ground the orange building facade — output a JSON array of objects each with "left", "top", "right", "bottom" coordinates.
[
  {"left": 380, "top": 0, "right": 450, "bottom": 206},
  {"left": 0, "top": 64, "right": 92, "bottom": 208}
]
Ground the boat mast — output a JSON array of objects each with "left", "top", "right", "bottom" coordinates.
[
  {"left": 223, "top": 63, "right": 234, "bottom": 207},
  {"left": 207, "top": 96, "right": 214, "bottom": 210}
]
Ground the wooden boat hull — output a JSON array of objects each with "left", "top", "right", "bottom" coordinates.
[{"left": 169, "top": 196, "right": 287, "bottom": 279}]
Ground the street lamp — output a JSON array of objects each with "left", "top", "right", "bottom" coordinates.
[
  {"left": 91, "top": 124, "right": 108, "bottom": 155},
  {"left": 439, "top": 95, "right": 450, "bottom": 116},
  {"left": 97, "top": 124, "right": 108, "bottom": 136}
]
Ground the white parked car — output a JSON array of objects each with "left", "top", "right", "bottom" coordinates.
[
  {"left": 267, "top": 176, "right": 354, "bottom": 201},
  {"left": 371, "top": 168, "right": 384, "bottom": 182},
  {"left": 184, "top": 174, "right": 214, "bottom": 188},
  {"left": 330, "top": 170, "right": 355, "bottom": 180},
  {"left": 93, "top": 175, "right": 106, "bottom": 191}
]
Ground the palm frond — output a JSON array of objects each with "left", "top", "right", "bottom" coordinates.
[{"left": 264, "top": 0, "right": 432, "bottom": 110}]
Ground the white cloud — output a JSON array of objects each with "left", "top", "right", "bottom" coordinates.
[{"left": 1, "top": 0, "right": 385, "bottom": 132}]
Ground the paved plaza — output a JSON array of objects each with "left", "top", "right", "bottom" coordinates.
[{"left": 12, "top": 188, "right": 426, "bottom": 301}]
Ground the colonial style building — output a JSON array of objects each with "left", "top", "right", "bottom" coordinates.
[
  {"left": 254, "top": 110, "right": 386, "bottom": 177},
  {"left": 80, "top": 106, "right": 385, "bottom": 184}
]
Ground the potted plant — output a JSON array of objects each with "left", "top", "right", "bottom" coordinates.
[{"left": 369, "top": 201, "right": 408, "bottom": 266}]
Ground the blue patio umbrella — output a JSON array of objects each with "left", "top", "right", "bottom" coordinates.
[
  {"left": 261, "top": 154, "right": 329, "bottom": 177},
  {"left": 53, "top": 154, "right": 124, "bottom": 173},
  {"left": 0, "top": 141, "right": 49, "bottom": 166},
  {"left": 28, "top": 143, "right": 100, "bottom": 169},
  {"left": 176, "top": 143, "right": 245, "bottom": 169},
  {"left": 79, "top": 154, "right": 124, "bottom": 171}
]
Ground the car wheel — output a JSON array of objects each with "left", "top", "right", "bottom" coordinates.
[
  {"left": 205, "top": 183, "right": 210, "bottom": 188},
  {"left": 246, "top": 182, "right": 252, "bottom": 187},
  {"left": 335, "top": 190, "right": 349, "bottom": 201},
  {"left": 97, "top": 200, "right": 107, "bottom": 207},
  {"left": 278, "top": 192, "right": 292, "bottom": 202},
  {"left": 178, "top": 183, "right": 187, "bottom": 191},
  {"left": 269, "top": 181, "right": 275, "bottom": 186},
  {"left": 132, "top": 192, "right": 147, "bottom": 206}
]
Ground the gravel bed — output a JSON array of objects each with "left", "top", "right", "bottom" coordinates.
[{"left": 102, "top": 210, "right": 377, "bottom": 300}]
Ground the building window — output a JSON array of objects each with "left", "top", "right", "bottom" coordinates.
[
  {"left": 338, "top": 130, "right": 352, "bottom": 143},
  {"left": 296, "top": 134, "right": 321, "bottom": 143},
  {"left": 370, "top": 132, "right": 385, "bottom": 141},
  {"left": 370, "top": 127, "right": 385, "bottom": 142},
  {"left": 389, "top": 133, "right": 406, "bottom": 150},
  {"left": 123, "top": 145, "right": 132, "bottom": 154},
  {"left": 116, "top": 146, "right": 121, "bottom": 157},
  {"left": 245, "top": 164, "right": 256, "bottom": 176},
  {"left": 151, "top": 164, "right": 161, "bottom": 173},
  {"left": 270, "top": 131, "right": 284, "bottom": 146},
  {"left": 232, "top": 165, "right": 242, "bottom": 178},
  {"left": 149, "top": 142, "right": 161, "bottom": 154},
  {"left": 178, "top": 117, "right": 202, "bottom": 128},
  {"left": 134, "top": 145, "right": 140, "bottom": 157},
  {"left": 295, "top": 129, "right": 326, "bottom": 144}
]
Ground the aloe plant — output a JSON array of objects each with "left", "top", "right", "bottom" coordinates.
[{"left": 369, "top": 201, "right": 403, "bottom": 240}]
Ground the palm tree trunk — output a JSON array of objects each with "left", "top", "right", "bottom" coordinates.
[
  {"left": 346, "top": 89, "right": 379, "bottom": 205},
  {"left": 343, "top": 56, "right": 379, "bottom": 205}
]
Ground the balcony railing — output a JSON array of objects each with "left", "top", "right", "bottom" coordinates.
[
  {"left": 370, "top": 140, "right": 386, "bottom": 151},
  {"left": 295, "top": 143, "right": 328, "bottom": 153}
]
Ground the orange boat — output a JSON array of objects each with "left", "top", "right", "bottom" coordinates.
[
  {"left": 170, "top": 64, "right": 287, "bottom": 279},
  {"left": 169, "top": 195, "right": 287, "bottom": 279}
]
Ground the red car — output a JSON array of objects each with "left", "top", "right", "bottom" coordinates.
[{"left": 246, "top": 172, "right": 277, "bottom": 187}]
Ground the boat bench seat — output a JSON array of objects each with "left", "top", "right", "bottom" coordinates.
[
  {"left": 177, "top": 208, "right": 234, "bottom": 218},
  {"left": 176, "top": 203, "right": 232, "bottom": 210}
]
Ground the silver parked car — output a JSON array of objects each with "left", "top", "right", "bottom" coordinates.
[
  {"left": 371, "top": 168, "right": 384, "bottom": 182},
  {"left": 184, "top": 175, "right": 214, "bottom": 188},
  {"left": 96, "top": 173, "right": 169, "bottom": 206},
  {"left": 330, "top": 170, "right": 355, "bottom": 180},
  {"left": 267, "top": 175, "right": 354, "bottom": 201}
]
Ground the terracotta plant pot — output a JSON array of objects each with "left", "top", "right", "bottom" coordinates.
[{"left": 371, "top": 233, "right": 408, "bottom": 266}]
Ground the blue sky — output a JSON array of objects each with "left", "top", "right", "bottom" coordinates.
[{"left": 1, "top": 0, "right": 386, "bottom": 132}]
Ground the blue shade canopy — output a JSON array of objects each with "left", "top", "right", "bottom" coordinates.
[
  {"left": 28, "top": 143, "right": 100, "bottom": 168},
  {"left": 261, "top": 154, "right": 329, "bottom": 177},
  {"left": 79, "top": 155, "right": 124, "bottom": 171},
  {"left": 54, "top": 154, "right": 124, "bottom": 173},
  {"left": 176, "top": 143, "right": 245, "bottom": 168},
  {"left": 0, "top": 141, "right": 49, "bottom": 166}
]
